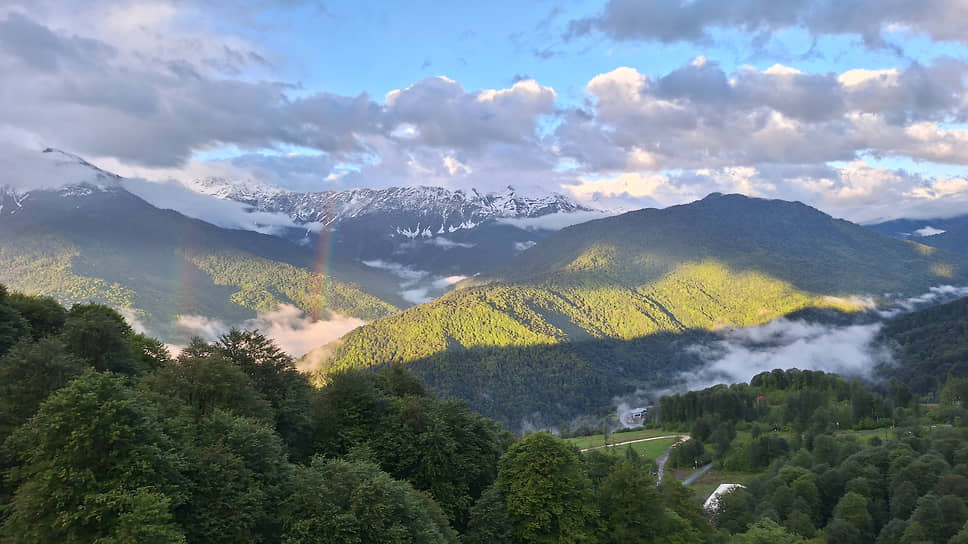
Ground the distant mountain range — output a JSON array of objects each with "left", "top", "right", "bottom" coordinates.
[
  {"left": 305, "top": 193, "right": 968, "bottom": 427},
  {"left": 0, "top": 149, "right": 403, "bottom": 340},
  {"left": 7, "top": 149, "right": 968, "bottom": 428},
  {"left": 186, "top": 176, "right": 603, "bottom": 278},
  {"left": 189, "top": 176, "right": 590, "bottom": 234},
  {"left": 0, "top": 149, "right": 604, "bottom": 342},
  {"left": 869, "top": 214, "right": 968, "bottom": 254}
]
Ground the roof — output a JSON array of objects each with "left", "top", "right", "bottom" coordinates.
[{"left": 703, "top": 483, "right": 746, "bottom": 511}]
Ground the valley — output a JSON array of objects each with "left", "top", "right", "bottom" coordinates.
[
  {"left": 303, "top": 193, "right": 968, "bottom": 427},
  {"left": 4, "top": 2, "right": 968, "bottom": 542}
]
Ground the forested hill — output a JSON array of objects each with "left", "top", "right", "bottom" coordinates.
[
  {"left": 0, "top": 182, "right": 401, "bottom": 340},
  {"left": 4, "top": 285, "right": 968, "bottom": 543},
  {"left": 653, "top": 367, "right": 968, "bottom": 543},
  {"left": 869, "top": 213, "right": 968, "bottom": 254},
  {"left": 494, "top": 193, "right": 963, "bottom": 294},
  {"left": 308, "top": 194, "right": 967, "bottom": 425},
  {"left": 878, "top": 295, "right": 968, "bottom": 396}
]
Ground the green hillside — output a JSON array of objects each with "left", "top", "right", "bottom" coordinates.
[
  {"left": 878, "top": 295, "right": 968, "bottom": 396},
  {"left": 309, "top": 194, "right": 968, "bottom": 426},
  {"left": 0, "top": 188, "right": 400, "bottom": 340}
]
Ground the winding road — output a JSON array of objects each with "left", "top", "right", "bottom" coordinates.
[{"left": 580, "top": 434, "right": 691, "bottom": 485}]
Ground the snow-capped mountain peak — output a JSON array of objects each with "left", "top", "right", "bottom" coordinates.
[
  {"left": 187, "top": 176, "right": 283, "bottom": 202},
  {"left": 1, "top": 148, "right": 124, "bottom": 215},
  {"left": 184, "top": 178, "right": 594, "bottom": 237},
  {"left": 40, "top": 148, "right": 123, "bottom": 189}
]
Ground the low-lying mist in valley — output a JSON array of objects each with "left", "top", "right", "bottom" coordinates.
[
  {"left": 681, "top": 319, "right": 888, "bottom": 392},
  {"left": 128, "top": 284, "right": 968, "bottom": 436},
  {"left": 597, "top": 285, "right": 968, "bottom": 433},
  {"left": 137, "top": 304, "right": 366, "bottom": 370},
  {"left": 362, "top": 259, "right": 467, "bottom": 304}
]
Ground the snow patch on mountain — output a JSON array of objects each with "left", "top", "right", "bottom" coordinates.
[
  {"left": 2, "top": 147, "right": 122, "bottom": 192},
  {"left": 0, "top": 187, "right": 29, "bottom": 216},
  {"left": 186, "top": 178, "right": 597, "bottom": 236},
  {"left": 1, "top": 147, "right": 128, "bottom": 215}
]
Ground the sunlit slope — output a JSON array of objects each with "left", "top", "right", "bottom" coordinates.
[
  {"left": 499, "top": 193, "right": 960, "bottom": 293},
  {"left": 314, "top": 194, "right": 967, "bottom": 373},
  {"left": 0, "top": 188, "right": 399, "bottom": 339}
]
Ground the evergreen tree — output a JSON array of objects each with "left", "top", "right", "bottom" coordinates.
[
  {"left": 734, "top": 518, "right": 805, "bottom": 544},
  {"left": 5, "top": 293, "right": 67, "bottom": 340},
  {"left": 0, "top": 300, "right": 29, "bottom": 358},
  {"left": 140, "top": 342, "right": 274, "bottom": 423},
  {"left": 282, "top": 457, "right": 458, "bottom": 544},
  {"left": 1, "top": 371, "right": 185, "bottom": 543},
  {"left": 216, "top": 330, "right": 314, "bottom": 459},
  {"left": 832, "top": 491, "right": 874, "bottom": 541},
  {"left": 463, "top": 486, "right": 513, "bottom": 544},
  {"left": 496, "top": 432, "right": 596, "bottom": 544},
  {"left": 0, "top": 337, "right": 85, "bottom": 440},
  {"left": 174, "top": 410, "right": 291, "bottom": 544},
  {"left": 61, "top": 304, "right": 138, "bottom": 375}
]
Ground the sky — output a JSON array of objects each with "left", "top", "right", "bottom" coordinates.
[{"left": 0, "top": 0, "right": 967, "bottom": 223}]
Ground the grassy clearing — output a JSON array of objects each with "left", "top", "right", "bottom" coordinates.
[
  {"left": 679, "top": 469, "right": 760, "bottom": 502},
  {"left": 835, "top": 428, "right": 896, "bottom": 443},
  {"left": 566, "top": 428, "right": 675, "bottom": 450},
  {"left": 615, "top": 438, "right": 678, "bottom": 459}
]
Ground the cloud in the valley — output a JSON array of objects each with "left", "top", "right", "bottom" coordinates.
[
  {"left": 362, "top": 259, "right": 467, "bottom": 304},
  {"left": 174, "top": 303, "right": 365, "bottom": 361},
  {"left": 683, "top": 320, "right": 888, "bottom": 392},
  {"left": 121, "top": 177, "right": 319, "bottom": 235},
  {"left": 424, "top": 237, "right": 476, "bottom": 250},
  {"left": 914, "top": 226, "right": 946, "bottom": 237},
  {"left": 680, "top": 285, "right": 968, "bottom": 391},
  {"left": 497, "top": 210, "right": 615, "bottom": 231}
]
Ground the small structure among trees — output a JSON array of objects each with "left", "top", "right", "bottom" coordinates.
[{"left": 703, "top": 483, "right": 746, "bottom": 512}]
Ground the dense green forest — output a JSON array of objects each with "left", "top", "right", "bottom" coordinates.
[
  {"left": 310, "top": 194, "right": 968, "bottom": 426},
  {"left": 877, "top": 296, "right": 968, "bottom": 396},
  {"left": 652, "top": 367, "right": 968, "bottom": 543},
  {"left": 0, "top": 284, "right": 719, "bottom": 543},
  {"left": 870, "top": 215, "right": 968, "bottom": 255},
  {"left": 3, "top": 283, "right": 968, "bottom": 543}
]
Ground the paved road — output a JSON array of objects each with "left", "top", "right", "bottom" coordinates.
[
  {"left": 579, "top": 434, "right": 691, "bottom": 485},
  {"left": 654, "top": 435, "right": 690, "bottom": 485},
  {"left": 579, "top": 434, "right": 689, "bottom": 453}
]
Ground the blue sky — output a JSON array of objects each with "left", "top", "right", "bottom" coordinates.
[
  {"left": 227, "top": 1, "right": 964, "bottom": 102},
  {"left": 0, "top": 0, "right": 967, "bottom": 222}
]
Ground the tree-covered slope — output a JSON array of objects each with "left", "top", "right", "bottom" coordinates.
[
  {"left": 869, "top": 213, "right": 968, "bottom": 254},
  {"left": 0, "top": 287, "right": 727, "bottom": 543},
  {"left": 315, "top": 194, "right": 964, "bottom": 366},
  {"left": 307, "top": 194, "right": 968, "bottom": 426},
  {"left": 878, "top": 295, "right": 968, "bottom": 396},
  {"left": 0, "top": 186, "right": 400, "bottom": 340},
  {"left": 498, "top": 193, "right": 962, "bottom": 294}
]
